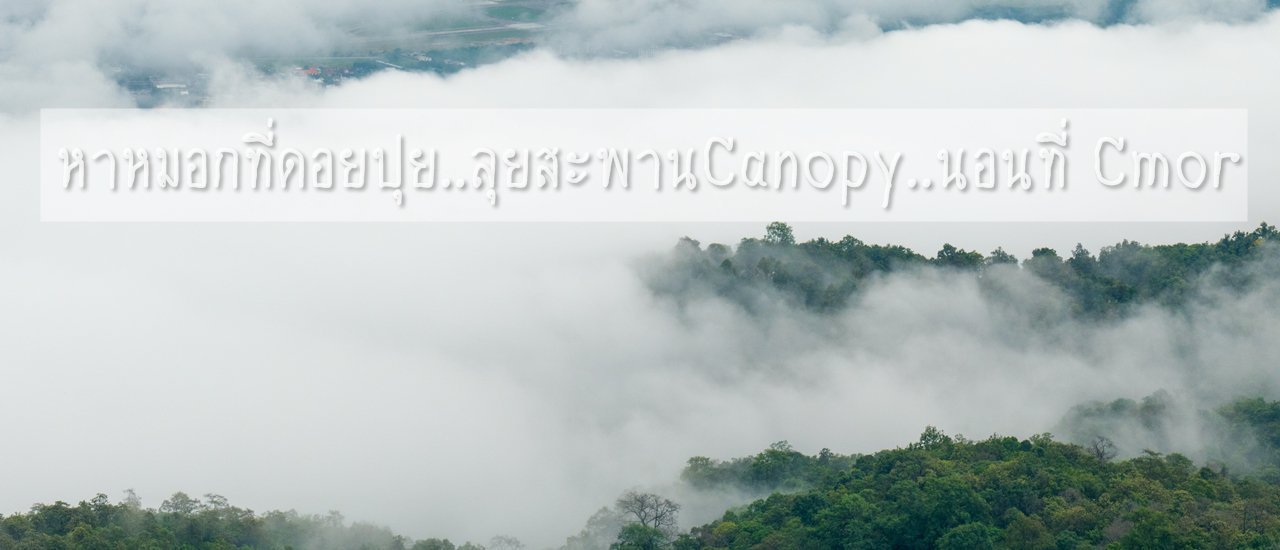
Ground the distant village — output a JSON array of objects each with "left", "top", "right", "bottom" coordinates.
[{"left": 114, "top": 0, "right": 555, "bottom": 107}]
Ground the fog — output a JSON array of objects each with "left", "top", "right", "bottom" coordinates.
[
  {"left": 3, "top": 217, "right": 1279, "bottom": 546},
  {"left": 3, "top": 1, "right": 1280, "bottom": 548}
]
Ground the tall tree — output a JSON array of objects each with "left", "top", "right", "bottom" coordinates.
[{"left": 615, "top": 491, "right": 679, "bottom": 537}]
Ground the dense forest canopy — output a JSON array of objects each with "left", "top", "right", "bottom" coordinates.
[
  {"left": 674, "top": 426, "right": 1280, "bottom": 550},
  {"left": 672, "top": 395, "right": 1280, "bottom": 550},
  {"left": 648, "top": 222, "right": 1280, "bottom": 317}
]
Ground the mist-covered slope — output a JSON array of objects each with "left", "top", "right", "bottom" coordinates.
[
  {"left": 7, "top": 225, "right": 1280, "bottom": 549},
  {"left": 638, "top": 222, "right": 1280, "bottom": 464}
]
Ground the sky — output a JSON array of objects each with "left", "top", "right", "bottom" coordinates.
[{"left": 2, "top": 1, "right": 1280, "bottom": 547}]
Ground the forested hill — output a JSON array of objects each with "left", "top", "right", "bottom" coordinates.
[
  {"left": 675, "top": 428, "right": 1280, "bottom": 550},
  {"left": 647, "top": 222, "right": 1279, "bottom": 316},
  {"left": 668, "top": 396, "right": 1280, "bottom": 549}
]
